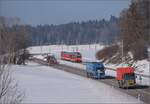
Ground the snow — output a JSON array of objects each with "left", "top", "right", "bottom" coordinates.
[
  {"left": 104, "top": 61, "right": 150, "bottom": 86},
  {"left": 134, "top": 60, "right": 149, "bottom": 76},
  {"left": 59, "top": 60, "right": 86, "bottom": 70},
  {"left": 11, "top": 62, "right": 143, "bottom": 103},
  {"left": 28, "top": 44, "right": 104, "bottom": 61},
  {"left": 28, "top": 44, "right": 150, "bottom": 86}
]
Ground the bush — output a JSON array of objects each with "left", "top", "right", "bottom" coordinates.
[{"left": 96, "top": 45, "right": 119, "bottom": 61}]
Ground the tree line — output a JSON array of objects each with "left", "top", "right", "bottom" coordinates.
[{"left": 26, "top": 15, "right": 120, "bottom": 46}]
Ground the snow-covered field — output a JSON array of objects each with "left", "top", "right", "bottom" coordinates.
[{"left": 11, "top": 62, "right": 143, "bottom": 103}]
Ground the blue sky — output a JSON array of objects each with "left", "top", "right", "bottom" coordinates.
[{"left": 0, "top": 0, "right": 131, "bottom": 25}]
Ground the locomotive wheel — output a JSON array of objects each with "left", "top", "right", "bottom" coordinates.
[
  {"left": 118, "top": 81, "right": 124, "bottom": 88},
  {"left": 86, "top": 72, "right": 89, "bottom": 78},
  {"left": 90, "top": 73, "right": 93, "bottom": 78},
  {"left": 118, "top": 81, "right": 121, "bottom": 88},
  {"left": 121, "top": 81, "right": 125, "bottom": 89}
]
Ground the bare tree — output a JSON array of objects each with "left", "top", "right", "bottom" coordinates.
[
  {"left": 0, "top": 64, "right": 24, "bottom": 104},
  {"left": 0, "top": 16, "right": 30, "bottom": 55},
  {"left": 0, "top": 17, "right": 25, "bottom": 103},
  {"left": 120, "top": 0, "right": 149, "bottom": 60}
]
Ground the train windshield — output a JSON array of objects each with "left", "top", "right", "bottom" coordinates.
[
  {"left": 124, "top": 73, "right": 135, "bottom": 80},
  {"left": 72, "top": 53, "right": 81, "bottom": 58},
  {"left": 96, "top": 67, "right": 104, "bottom": 71},
  {"left": 77, "top": 55, "right": 81, "bottom": 58}
]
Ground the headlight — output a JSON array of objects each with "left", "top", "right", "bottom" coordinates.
[{"left": 97, "top": 70, "right": 101, "bottom": 73}]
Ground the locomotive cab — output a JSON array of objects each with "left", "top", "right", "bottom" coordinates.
[
  {"left": 124, "top": 73, "right": 136, "bottom": 86},
  {"left": 116, "top": 67, "right": 136, "bottom": 88},
  {"left": 46, "top": 55, "right": 58, "bottom": 65}
]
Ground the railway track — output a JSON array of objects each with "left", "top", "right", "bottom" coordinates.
[{"left": 31, "top": 58, "right": 150, "bottom": 104}]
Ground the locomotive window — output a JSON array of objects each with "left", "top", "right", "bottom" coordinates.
[
  {"left": 77, "top": 55, "right": 81, "bottom": 58},
  {"left": 124, "top": 73, "right": 135, "bottom": 80},
  {"left": 96, "top": 67, "right": 104, "bottom": 70}
]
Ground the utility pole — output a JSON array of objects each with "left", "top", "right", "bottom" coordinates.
[
  {"left": 121, "top": 39, "right": 124, "bottom": 65},
  {"left": 40, "top": 42, "right": 42, "bottom": 54},
  {"left": 49, "top": 46, "right": 51, "bottom": 53}
]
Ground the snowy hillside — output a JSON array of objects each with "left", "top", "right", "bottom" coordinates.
[{"left": 11, "top": 62, "right": 143, "bottom": 103}]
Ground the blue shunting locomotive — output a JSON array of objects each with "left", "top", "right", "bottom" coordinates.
[{"left": 86, "top": 62, "right": 105, "bottom": 79}]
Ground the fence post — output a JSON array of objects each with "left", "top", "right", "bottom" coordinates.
[{"left": 148, "top": 46, "right": 150, "bottom": 86}]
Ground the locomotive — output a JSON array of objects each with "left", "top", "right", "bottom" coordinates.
[
  {"left": 86, "top": 62, "right": 105, "bottom": 79},
  {"left": 116, "top": 67, "right": 136, "bottom": 88},
  {"left": 45, "top": 54, "right": 58, "bottom": 65},
  {"left": 61, "top": 51, "right": 82, "bottom": 62}
]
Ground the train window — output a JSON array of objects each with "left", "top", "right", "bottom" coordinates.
[{"left": 77, "top": 56, "right": 81, "bottom": 58}]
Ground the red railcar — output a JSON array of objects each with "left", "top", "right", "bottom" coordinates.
[{"left": 61, "top": 51, "right": 82, "bottom": 62}]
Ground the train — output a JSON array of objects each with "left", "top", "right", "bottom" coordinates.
[
  {"left": 86, "top": 62, "right": 105, "bottom": 79},
  {"left": 61, "top": 51, "right": 82, "bottom": 62}
]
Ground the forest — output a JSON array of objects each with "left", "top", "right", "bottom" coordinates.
[{"left": 25, "top": 15, "right": 120, "bottom": 45}]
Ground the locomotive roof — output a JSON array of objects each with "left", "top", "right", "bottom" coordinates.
[
  {"left": 62, "top": 51, "right": 81, "bottom": 55},
  {"left": 86, "top": 62, "right": 104, "bottom": 67}
]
